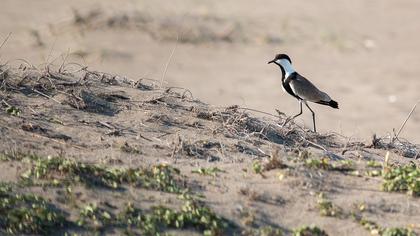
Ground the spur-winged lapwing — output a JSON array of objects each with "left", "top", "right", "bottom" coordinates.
[{"left": 268, "top": 54, "right": 338, "bottom": 132}]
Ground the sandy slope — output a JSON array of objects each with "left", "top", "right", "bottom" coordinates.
[{"left": 0, "top": 64, "right": 419, "bottom": 235}]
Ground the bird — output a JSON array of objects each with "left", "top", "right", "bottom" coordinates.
[{"left": 268, "top": 53, "right": 338, "bottom": 132}]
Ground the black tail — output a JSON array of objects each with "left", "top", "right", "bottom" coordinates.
[{"left": 315, "top": 99, "right": 339, "bottom": 109}]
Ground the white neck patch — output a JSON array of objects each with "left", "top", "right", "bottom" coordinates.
[{"left": 276, "top": 59, "right": 295, "bottom": 78}]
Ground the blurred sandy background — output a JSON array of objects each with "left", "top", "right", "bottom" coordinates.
[{"left": 1, "top": 0, "right": 419, "bottom": 143}]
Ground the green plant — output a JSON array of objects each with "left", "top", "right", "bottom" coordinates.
[
  {"left": 77, "top": 203, "right": 114, "bottom": 229},
  {"left": 243, "top": 226, "right": 283, "bottom": 236},
  {"left": 367, "top": 160, "right": 382, "bottom": 168},
  {"left": 192, "top": 167, "right": 224, "bottom": 177},
  {"left": 116, "top": 199, "right": 228, "bottom": 235},
  {"left": 143, "top": 164, "right": 185, "bottom": 193},
  {"left": 382, "top": 228, "right": 415, "bottom": 236},
  {"left": 353, "top": 214, "right": 414, "bottom": 236},
  {"left": 317, "top": 194, "right": 341, "bottom": 217},
  {"left": 5, "top": 105, "right": 21, "bottom": 116},
  {"left": 305, "top": 158, "right": 354, "bottom": 172},
  {"left": 358, "top": 217, "right": 381, "bottom": 234},
  {"left": 332, "top": 160, "right": 355, "bottom": 171},
  {"left": 367, "top": 169, "right": 382, "bottom": 177},
  {"left": 0, "top": 183, "right": 66, "bottom": 234},
  {"left": 293, "top": 225, "right": 328, "bottom": 236},
  {"left": 253, "top": 161, "right": 263, "bottom": 174},
  {"left": 21, "top": 156, "right": 124, "bottom": 189},
  {"left": 20, "top": 155, "right": 186, "bottom": 193},
  {"left": 382, "top": 163, "right": 420, "bottom": 196},
  {"left": 305, "top": 158, "right": 331, "bottom": 170}
]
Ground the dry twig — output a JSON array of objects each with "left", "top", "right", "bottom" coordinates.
[
  {"left": 32, "top": 88, "right": 62, "bottom": 105},
  {"left": 0, "top": 32, "right": 12, "bottom": 52},
  {"left": 160, "top": 34, "right": 179, "bottom": 86},
  {"left": 394, "top": 101, "right": 419, "bottom": 141}
]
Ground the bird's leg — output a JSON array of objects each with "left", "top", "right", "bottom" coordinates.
[
  {"left": 292, "top": 100, "right": 303, "bottom": 119},
  {"left": 304, "top": 101, "right": 316, "bottom": 132},
  {"left": 282, "top": 100, "right": 303, "bottom": 127}
]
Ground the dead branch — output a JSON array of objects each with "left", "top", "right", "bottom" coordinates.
[
  {"left": 394, "top": 101, "right": 419, "bottom": 141},
  {"left": 160, "top": 34, "right": 179, "bottom": 86},
  {"left": 32, "top": 88, "right": 62, "bottom": 105},
  {"left": 0, "top": 32, "right": 12, "bottom": 52}
]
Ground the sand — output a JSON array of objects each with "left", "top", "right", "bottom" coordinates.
[{"left": 0, "top": 1, "right": 419, "bottom": 235}]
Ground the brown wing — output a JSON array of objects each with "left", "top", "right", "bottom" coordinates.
[{"left": 287, "top": 73, "right": 331, "bottom": 103}]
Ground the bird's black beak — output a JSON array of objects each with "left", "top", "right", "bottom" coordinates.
[{"left": 268, "top": 59, "right": 275, "bottom": 64}]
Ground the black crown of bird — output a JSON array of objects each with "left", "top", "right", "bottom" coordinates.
[{"left": 268, "top": 53, "right": 338, "bottom": 132}]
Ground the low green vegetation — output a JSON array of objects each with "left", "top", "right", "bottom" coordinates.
[
  {"left": 317, "top": 193, "right": 341, "bottom": 217},
  {"left": 251, "top": 155, "right": 288, "bottom": 177},
  {"left": 192, "top": 167, "right": 224, "bottom": 177},
  {"left": 305, "top": 158, "right": 331, "bottom": 169},
  {"left": 0, "top": 153, "right": 230, "bottom": 235},
  {"left": 366, "top": 169, "right": 382, "bottom": 177},
  {"left": 365, "top": 160, "right": 383, "bottom": 177},
  {"left": 77, "top": 203, "right": 114, "bottom": 229},
  {"left": 19, "top": 155, "right": 185, "bottom": 193},
  {"left": 1, "top": 150, "right": 418, "bottom": 235},
  {"left": 145, "top": 199, "right": 227, "bottom": 235},
  {"left": 357, "top": 216, "right": 381, "bottom": 235},
  {"left": 0, "top": 181, "right": 228, "bottom": 235},
  {"left": 293, "top": 225, "right": 328, "bottom": 236},
  {"left": 304, "top": 158, "right": 354, "bottom": 172},
  {"left": 4, "top": 105, "right": 21, "bottom": 116},
  {"left": 0, "top": 183, "right": 67, "bottom": 234},
  {"left": 252, "top": 160, "right": 263, "bottom": 174},
  {"left": 354, "top": 215, "right": 415, "bottom": 236},
  {"left": 77, "top": 199, "right": 228, "bottom": 235},
  {"left": 382, "top": 228, "right": 415, "bottom": 236},
  {"left": 242, "top": 226, "right": 283, "bottom": 236},
  {"left": 382, "top": 163, "right": 420, "bottom": 197},
  {"left": 367, "top": 160, "right": 383, "bottom": 168}
]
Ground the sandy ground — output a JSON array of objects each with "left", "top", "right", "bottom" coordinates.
[
  {"left": 0, "top": 64, "right": 419, "bottom": 235},
  {"left": 1, "top": 1, "right": 420, "bottom": 235},
  {"left": 1, "top": 0, "right": 420, "bottom": 143}
]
